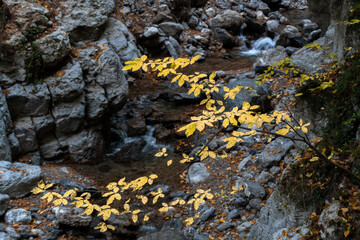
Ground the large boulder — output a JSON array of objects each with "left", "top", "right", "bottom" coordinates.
[
  {"left": 58, "top": 0, "right": 115, "bottom": 41},
  {"left": 36, "top": 29, "right": 72, "bottom": 67},
  {"left": 318, "top": 200, "right": 342, "bottom": 240},
  {"left": 0, "top": 161, "right": 43, "bottom": 198},
  {"left": 102, "top": 18, "right": 141, "bottom": 63},
  {"left": 210, "top": 10, "right": 245, "bottom": 34},
  {"left": 212, "top": 28, "right": 237, "bottom": 48}
]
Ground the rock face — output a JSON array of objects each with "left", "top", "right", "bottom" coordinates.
[
  {"left": 0, "top": 0, "right": 136, "bottom": 163},
  {"left": 318, "top": 201, "right": 342, "bottom": 240},
  {"left": 249, "top": 189, "right": 313, "bottom": 240}
]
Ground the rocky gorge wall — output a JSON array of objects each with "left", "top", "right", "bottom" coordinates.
[{"left": 0, "top": 0, "right": 141, "bottom": 164}]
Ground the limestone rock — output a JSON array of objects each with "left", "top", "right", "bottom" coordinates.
[
  {"left": 318, "top": 201, "right": 342, "bottom": 240},
  {"left": 210, "top": 10, "right": 245, "bottom": 33},
  {"left": 6, "top": 84, "right": 50, "bottom": 117},
  {"left": 52, "top": 96, "right": 85, "bottom": 137},
  {"left": 0, "top": 162, "right": 43, "bottom": 198},
  {"left": 0, "top": 194, "right": 10, "bottom": 216},
  {"left": 14, "top": 117, "right": 38, "bottom": 153},
  {"left": 5, "top": 208, "right": 31, "bottom": 224},
  {"left": 59, "top": 0, "right": 115, "bottom": 41},
  {"left": 159, "top": 22, "right": 185, "bottom": 39},
  {"left": 102, "top": 17, "right": 141, "bottom": 62},
  {"left": 258, "top": 138, "right": 294, "bottom": 167},
  {"left": 36, "top": 29, "right": 71, "bottom": 67},
  {"left": 84, "top": 85, "right": 108, "bottom": 122},
  {"left": 52, "top": 206, "right": 92, "bottom": 227},
  {"left": 63, "top": 128, "right": 103, "bottom": 163},
  {"left": 46, "top": 62, "right": 85, "bottom": 103},
  {"left": 187, "top": 162, "right": 210, "bottom": 184}
]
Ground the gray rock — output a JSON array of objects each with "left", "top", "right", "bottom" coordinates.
[
  {"left": 255, "top": 171, "right": 273, "bottom": 185},
  {"left": 6, "top": 84, "right": 50, "bottom": 117},
  {"left": 281, "top": 25, "right": 300, "bottom": 38},
  {"left": 165, "top": 37, "right": 182, "bottom": 58},
  {"left": 36, "top": 29, "right": 71, "bottom": 67},
  {"left": 138, "top": 230, "right": 186, "bottom": 240},
  {"left": 5, "top": 226, "right": 20, "bottom": 239},
  {"left": 0, "top": 162, "right": 43, "bottom": 198},
  {"left": 238, "top": 156, "right": 253, "bottom": 171},
  {"left": 210, "top": 10, "right": 245, "bottom": 33},
  {"left": 59, "top": 0, "right": 115, "bottom": 41},
  {"left": 159, "top": 22, "right": 185, "bottom": 39},
  {"left": 33, "top": 115, "right": 55, "bottom": 139},
  {"left": 308, "top": 29, "right": 322, "bottom": 42},
  {"left": 194, "top": 233, "right": 210, "bottom": 240},
  {"left": 14, "top": 117, "right": 38, "bottom": 153},
  {"left": 302, "top": 22, "right": 319, "bottom": 37},
  {"left": 217, "top": 222, "right": 233, "bottom": 231},
  {"left": 280, "top": 16, "right": 289, "bottom": 24},
  {"left": 253, "top": 46, "right": 289, "bottom": 71},
  {"left": 46, "top": 62, "right": 84, "bottom": 103},
  {"left": 52, "top": 96, "right": 85, "bottom": 137},
  {"left": 187, "top": 162, "right": 210, "bottom": 184},
  {"left": 5, "top": 208, "right": 32, "bottom": 224},
  {"left": 0, "top": 90, "right": 13, "bottom": 132},
  {"left": 249, "top": 198, "right": 263, "bottom": 210},
  {"left": 266, "top": 20, "right": 279, "bottom": 33},
  {"left": 231, "top": 197, "right": 248, "bottom": 209},
  {"left": 102, "top": 17, "right": 141, "bottom": 62},
  {"left": 144, "top": 27, "right": 161, "bottom": 38},
  {"left": 84, "top": 85, "right": 108, "bottom": 122},
  {"left": 52, "top": 206, "right": 92, "bottom": 227},
  {"left": 237, "top": 221, "right": 252, "bottom": 232},
  {"left": 258, "top": 138, "right": 294, "bottom": 167},
  {"left": 200, "top": 207, "right": 216, "bottom": 222},
  {"left": 227, "top": 209, "right": 242, "bottom": 220},
  {"left": 211, "top": 75, "right": 272, "bottom": 112},
  {"left": 188, "top": 15, "right": 199, "bottom": 29},
  {"left": 318, "top": 201, "right": 342, "bottom": 240},
  {"left": 39, "top": 136, "right": 64, "bottom": 160},
  {"left": 273, "top": 227, "right": 310, "bottom": 240},
  {"left": 249, "top": 189, "right": 313, "bottom": 240},
  {"left": 0, "top": 124, "right": 11, "bottom": 162},
  {"left": 0, "top": 194, "right": 10, "bottom": 216},
  {"left": 63, "top": 128, "right": 103, "bottom": 163},
  {"left": 243, "top": 180, "right": 266, "bottom": 199},
  {"left": 0, "top": 232, "right": 12, "bottom": 240},
  {"left": 3, "top": 0, "right": 50, "bottom": 31},
  {"left": 212, "top": 28, "right": 237, "bottom": 48},
  {"left": 205, "top": 8, "right": 216, "bottom": 18}
]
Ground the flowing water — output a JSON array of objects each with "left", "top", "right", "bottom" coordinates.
[{"left": 240, "top": 35, "right": 280, "bottom": 56}]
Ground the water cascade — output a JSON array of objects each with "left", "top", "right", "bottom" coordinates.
[{"left": 241, "top": 35, "right": 280, "bottom": 56}]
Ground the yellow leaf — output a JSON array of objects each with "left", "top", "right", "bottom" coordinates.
[
  {"left": 53, "top": 199, "right": 62, "bottom": 206},
  {"left": 167, "top": 160, "right": 173, "bottom": 166},
  {"left": 295, "top": 93, "right": 303, "bottom": 97},
  {"left": 223, "top": 118, "right": 229, "bottom": 128},
  {"left": 140, "top": 55, "right": 148, "bottom": 61},
  {"left": 276, "top": 128, "right": 289, "bottom": 136},
  {"left": 190, "top": 55, "right": 201, "bottom": 64},
  {"left": 149, "top": 174, "right": 158, "bottom": 179},
  {"left": 141, "top": 196, "right": 148, "bottom": 204},
  {"left": 185, "top": 123, "right": 196, "bottom": 137},
  {"left": 132, "top": 214, "right": 138, "bottom": 223},
  {"left": 38, "top": 180, "right": 45, "bottom": 189},
  {"left": 31, "top": 187, "right": 44, "bottom": 195},
  {"left": 107, "top": 225, "right": 115, "bottom": 231},
  {"left": 184, "top": 217, "right": 194, "bottom": 226},
  {"left": 344, "top": 229, "right": 350, "bottom": 237},
  {"left": 223, "top": 137, "right": 237, "bottom": 149},
  {"left": 144, "top": 213, "right": 150, "bottom": 222}
]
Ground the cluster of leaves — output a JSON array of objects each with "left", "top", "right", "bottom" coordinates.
[{"left": 33, "top": 54, "right": 314, "bottom": 234}]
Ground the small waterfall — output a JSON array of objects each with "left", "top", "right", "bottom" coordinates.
[
  {"left": 241, "top": 36, "right": 279, "bottom": 56},
  {"left": 106, "top": 126, "right": 168, "bottom": 160}
]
